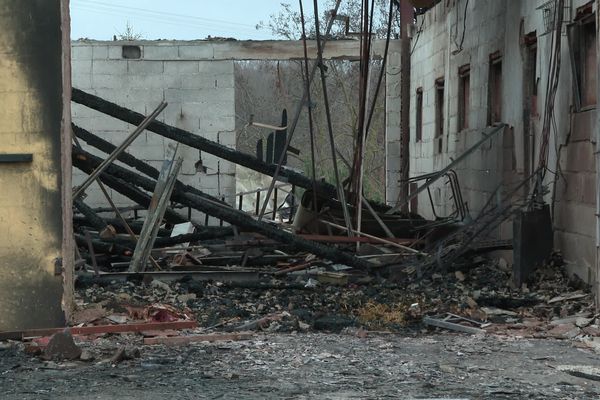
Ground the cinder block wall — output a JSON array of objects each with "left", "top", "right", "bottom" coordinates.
[
  {"left": 71, "top": 41, "right": 236, "bottom": 224},
  {"left": 0, "top": 0, "right": 71, "bottom": 330},
  {"left": 408, "top": 0, "right": 597, "bottom": 283}
]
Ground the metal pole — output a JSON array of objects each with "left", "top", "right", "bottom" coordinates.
[{"left": 313, "top": 0, "right": 355, "bottom": 236}]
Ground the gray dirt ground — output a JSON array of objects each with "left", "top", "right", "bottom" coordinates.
[{"left": 1, "top": 332, "right": 600, "bottom": 399}]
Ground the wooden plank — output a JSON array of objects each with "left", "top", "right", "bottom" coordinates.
[
  {"left": 129, "top": 148, "right": 182, "bottom": 272},
  {"left": 0, "top": 321, "right": 197, "bottom": 341}
]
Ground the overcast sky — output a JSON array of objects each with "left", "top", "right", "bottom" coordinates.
[{"left": 70, "top": 0, "right": 313, "bottom": 40}]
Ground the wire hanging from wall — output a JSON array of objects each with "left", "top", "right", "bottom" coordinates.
[
  {"left": 533, "top": 0, "right": 564, "bottom": 206},
  {"left": 452, "top": 0, "right": 469, "bottom": 54}
]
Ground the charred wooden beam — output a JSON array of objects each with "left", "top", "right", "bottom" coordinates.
[
  {"left": 92, "top": 229, "right": 234, "bottom": 248},
  {"left": 74, "top": 233, "right": 132, "bottom": 256},
  {"left": 73, "top": 198, "right": 108, "bottom": 232},
  {"left": 73, "top": 215, "right": 170, "bottom": 237},
  {"left": 72, "top": 88, "right": 337, "bottom": 197},
  {"left": 72, "top": 147, "right": 372, "bottom": 270},
  {"left": 73, "top": 123, "right": 226, "bottom": 206},
  {"left": 73, "top": 152, "right": 187, "bottom": 225}
]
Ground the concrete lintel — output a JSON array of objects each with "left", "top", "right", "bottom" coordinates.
[{"left": 72, "top": 39, "right": 395, "bottom": 61}]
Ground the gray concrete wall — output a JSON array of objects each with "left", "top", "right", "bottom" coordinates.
[
  {"left": 71, "top": 39, "right": 394, "bottom": 219},
  {"left": 71, "top": 41, "right": 236, "bottom": 224},
  {"left": 408, "top": 0, "right": 597, "bottom": 282}
]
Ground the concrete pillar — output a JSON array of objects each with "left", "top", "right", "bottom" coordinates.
[
  {"left": 0, "top": 0, "right": 72, "bottom": 330},
  {"left": 595, "top": 0, "right": 600, "bottom": 307},
  {"left": 385, "top": 41, "right": 403, "bottom": 206}
]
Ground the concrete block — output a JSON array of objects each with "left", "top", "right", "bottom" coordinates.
[
  {"left": 72, "top": 73, "right": 92, "bottom": 90},
  {"left": 92, "top": 59, "right": 127, "bottom": 74},
  {"left": 91, "top": 74, "right": 128, "bottom": 89},
  {"left": 555, "top": 201, "right": 596, "bottom": 238},
  {"left": 127, "top": 74, "right": 179, "bottom": 89},
  {"left": 83, "top": 115, "right": 131, "bottom": 133},
  {"left": 129, "top": 144, "right": 165, "bottom": 160},
  {"left": 92, "top": 45, "right": 108, "bottom": 60},
  {"left": 71, "top": 59, "right": 92, "bottom": 74},
  {"left": 143, "top": 45, "right": 179, "bottom": 59},
  {"left": 200, "top": 116, "right": 235, "bottom": 132},
  {"left": 72, "top": 45, "right": 92, "bottom": 60},
  {"left": 108, "top": 45, "right": 122, "bottom": 59},
  {"left": 181, "top": 74, "right": 220, "bottom": 89},
  {"left": 178, "top": 45, "right": 214, "bottom": 59},
  {"left": 143, "top": 132, "right": 165, "bottom": 147},
  {"left": 219, "top": 161, "right": 236, "bottom": 175},
  {"left": 566, "top": 141, "right": 595, "bottom": 173},
  {"left": 580, "top": 173, "right": 596, "bottom": 205},
  {"left": 127, "top": 60, "right": 164, "bottom": 74},
  {"left": 71, "top": 103, "right": 98, "bottom": 119},
  {"left": 556, "top": 230, "right": 595, "bottom": 283},
  {"left": 198, "top": 61, "right": 233, "bottom": 75},
  {"left": 164, "top": 61, "right": 199, "bottom": 74}
]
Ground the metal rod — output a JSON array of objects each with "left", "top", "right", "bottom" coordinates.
[
  {"left": 313, "top": 0, "right": 354, "bottom": 237},
  {"left": 361, "top": 195, "right": 395, "bottom": 238},
  {"left": 320, "top": 219, "right": 426, "bottom": 256},
  {"left": 73, "top": 101, "right": 167, "bottom": 199},
  {"left": 299, "top": 0, "right": 320, "bottom": 222},
  {"left": 272, "top": 188, "right": 278, "bottom": 221}
]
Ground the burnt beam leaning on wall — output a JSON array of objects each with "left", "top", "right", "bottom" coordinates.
[
  {"left": 73, "top": 151, "right": 188, "bottom": 225},
  {"left": 71, "top": 88, "right": 338, "bottom": 198},
  {"left": 72, "top": 124, "right": 228, "bottom": 207},
  {"left": 72, "top": 146, "right": 373, "bottom": 271}
]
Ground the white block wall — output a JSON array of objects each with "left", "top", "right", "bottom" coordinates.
[{"left": 71, "top": 42, "right": 236, "bottom": 224}]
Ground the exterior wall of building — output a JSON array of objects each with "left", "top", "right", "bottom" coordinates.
[
  {"left": 0, "top": 0, "right": 72, "bottom": 330},
  {"left": 71, "top": 41, "right": 237, "bottom": 223},
  {"left": 71, "top": 40, "right": 394, "bottom": 220},
  {"left": 408, "top": 0, "right": 597, "bottom": 283}
]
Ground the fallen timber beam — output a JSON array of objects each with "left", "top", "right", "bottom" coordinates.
[
  {"left": 74, "top": 233, "right": 132, "bottom": 256},
  {"left": 73, "top": 147, "right": 373, "bottom": 270},
  {"left": 0, "top": 321, "right": 197, "bottom": 341},
  {"left": 73, "top": 198, "right": 109, "bottom": 233},
  {"left": 83, "top": 229, "right": 234, "bottom": 249},
  {"left": 72, "top": 88, "right": 337, "bottom": 197},
  {"left": 80, "top": 270, "right": 261, "bottom": 284},
  {"left": 73, "top": 124, "right": 227, "bottom": 206},
  {"left": 73, "top": 153, "right": 187, "bottom": 225},
  {"left": 73, "top": 215, "right": 171, "bottom": 237}
]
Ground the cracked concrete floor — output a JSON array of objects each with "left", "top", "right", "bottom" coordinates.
[{"left": 1, "top": 333, "right": 600, "bottom": 399}]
